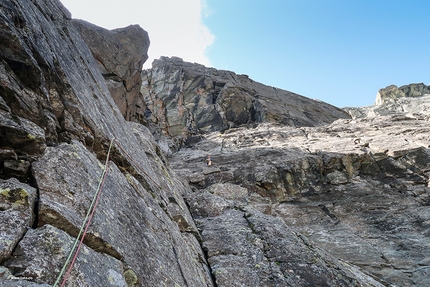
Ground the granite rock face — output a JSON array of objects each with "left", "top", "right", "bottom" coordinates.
[
  {"left": 375, "top": 83, "right": 430, "bottom": 105},
  {"left": 73, "top": 20, "right": 150, "bottom": 124},
  {"left": 141, "top": 56, "right": 350, "bottom": 151},
  {"left": 2, "top": 0, "right": 430, "bottom": 286},
  {"left": 5, "top": 224, "right": 128, "bottom": 286},
  {"left": 0, "top": 0, "right": 213, "bottom": 286},
  {"left": 0, "top": 178, "right": 37, "bottom": 263},
  {"left": 30, "top": 140, "right": 212, "bottom": 287},
  {"left": 170, "top": 104, "right": 430, "bottom": 286},
  {"left": 186, "top": 190, "right": 385, "bottom": 287}
]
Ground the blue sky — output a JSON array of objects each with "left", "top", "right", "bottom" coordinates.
[
  {"left": 203, "top": 0, "right": 430, "bottom": 107},
  {"left": 61, "top": 0, "right": 430, "bottom": 108}
]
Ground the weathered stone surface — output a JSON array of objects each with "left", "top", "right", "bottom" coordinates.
[
  {"left": 0, "top": 281, "right": 51, "bottom": 287},
  {"left": 2, "top": 0, "right": 430, "bottom": 286},
  {"left": 141, "top": 56, "right": 350, "bottom": 151},
  {"left": 276, "top": 182, "right": 430, "bottom": 286},
  {"left": 0, "top": 1, "right": 215, "bottom": 286},
  {"left": 0, "top": 111, "right": 46, "bottom": 161},
  {"left": 0, "top": 265, "right": 51, "bottom": 287},
  {"left": 0, "top": 0, "right": 152, "bottom": 163},
  {"left": 32, "top": 140, "right": 213, "bottom": 287},
  {"left": 186, "top": 190, "right": 385, "bottom": 287},
  {"left": 128, "top": 121, "right": 200, "bottom": 234},
  {"left": 73, "top": 20, "right": 150, "bottom": 124},
  {"left": 5, "top": 224, "right": 127, "bottom": 286},
  {"left": 170, "top": 111, "right": 430, "bottom": 286},
  {"left": 0, "top": 178, "right": 36, "bottom": 263},
  {"left": 207, "top": 182, "right": 248, "bottom": 202}
]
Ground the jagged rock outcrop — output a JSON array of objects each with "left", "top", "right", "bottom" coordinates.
[
  {"left": 72, "top": 20, "right": 150, "bottom": 124},
  {"left": 346, "top": 83, "right": 430, "bottom": 119},
  {"left": 141, "top": 56, "right": 350, "bottom": 152},
  {"left": 0, "top": 0, "right": 213, "bottom": 286},
  {"left": 375, "top": 83, "right": 430, "bottom": 105}
]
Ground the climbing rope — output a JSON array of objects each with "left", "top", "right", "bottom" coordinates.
[
  {"left": 53, "top": 138, "right": 164, "bottom": 286},
  {"left": 113, "top": 139, "right": 162, "bottom": 189},
  {"left": 54, "top": 138, "right": 115, "bottom": 287}
]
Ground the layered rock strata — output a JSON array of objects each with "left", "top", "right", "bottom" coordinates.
[
  {"left": 141, "top": 56, "right": 350, "bottom": 152},
  {"left": 169, "top": 104, "right": 430, "bottom": 286}
]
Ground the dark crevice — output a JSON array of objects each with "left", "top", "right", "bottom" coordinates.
[
  {"left": 200, "top": 243, "right": 218, "bottom": 287},
  {"left": 318, "top": 204, "right": 340, "bottom": 224},
  {"left": 183, "top": 202, "right": 218, "bottom": 286},
  {"left": 243, "top": 211, "right": 260, "bottom": 237},
  {"left": 0, "top": 229, "right": 29, "bottom": 267},
  {"left": 29, "top": 166, "right": 40, "bottom": 229},
  {"left": 94, "top": 141, "right": 158, "bottom": 196},
  {"left": 37, "top": 208, "right": 123, "bottom": 261}
]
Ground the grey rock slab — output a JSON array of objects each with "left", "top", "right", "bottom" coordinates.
[
  {"left": 276, "top": 181, "right": 430, "bottom": 286},
  {"left": 0, "top": 283, "right": 51, "bottom": 287},
  {"left": 0, "top": 0, "right": 158, "bottom": 179},
  {"left": 141, "top": 56, "right": 350, "bottom": 150},
  {"left": 170, "top": 114, "right": 430, "bottom": 197},
  {"left": 32, "top": 141, "right": 213, "bottom": 287},
  {"left": 170, "top": 111, "right": 430, "bottom": 286},
  {"left": 128, "top": 122, "right": 199, "bottom": 235},
  {"left": 186, "top": 190, "right": 384, "bottom": 286},
  {"left": 1, "top": 266, "right": 51, "bottom": 286},
  {"left": 207, "top": 182, "right": 248, "bottom": 202},
  {"left": 4, "top": 224, "right": 126, "bottom": 286}
]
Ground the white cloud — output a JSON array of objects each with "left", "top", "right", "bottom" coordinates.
[{"left": 60, "top": 0, "right": 214, "bottom": 68}]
